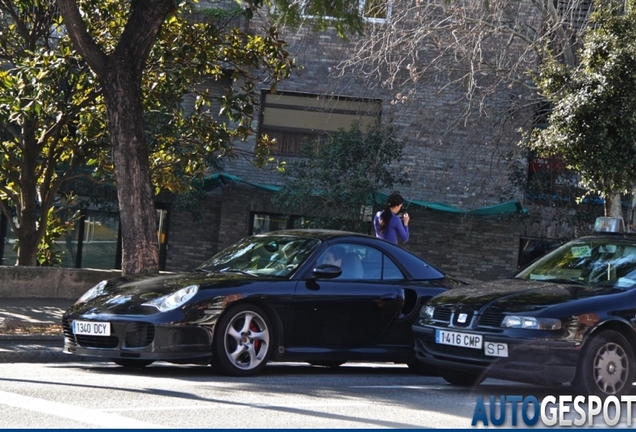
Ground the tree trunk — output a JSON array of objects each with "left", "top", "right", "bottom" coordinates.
[
  {"left": 14, "top": 121, "right": 44, "bottom": 266},
  {"left": 604, "top": 192, "right": 623, "bottom": 219},
  {"left": 102, "top": 67, "right": 160, "bottom": 275},
  {"left": 57, "top": 0, "right": 177, "bottom": 275},
  {"left": 16, "top": 231, "right": 39, "bottom": 266}
]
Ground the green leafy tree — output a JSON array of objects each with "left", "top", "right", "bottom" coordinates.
[
  {"left": 29, "top": 199, "right": 81, "bottom": 267},
  {"left": 529, "top": 1, "right": 636, "bottom": 216},
  {"left": 142, "top": 5, "right": 293, "bottom": 191},
  {"left": 57, "top": 0, "right": 363, "bottom": 275},
  {"left": 0, "top": 1, "right": 109, "bottom": 266},
  {"left": 273, "top": 122, "right": 410, "bottom": 232}
]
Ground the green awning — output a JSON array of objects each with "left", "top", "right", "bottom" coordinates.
[
  {"left": 202, "top": 173, "right": 527, "bottom": 216},
  {"left": 374, "top": 193, "right": 527, "bottom": 216}
]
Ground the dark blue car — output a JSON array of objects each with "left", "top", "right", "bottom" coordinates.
[
  {"left": 63, "top": 229, "right": 464, "bottom": 376},
  {"left": 413, "top": 217, "right": 636, "bottom": 396}
]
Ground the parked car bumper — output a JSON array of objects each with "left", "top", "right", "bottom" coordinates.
[
  {"left": 63, "top": 318, "right": 214, "bottom": 363},
  {"left": 412, "top": 324, "right": 580, "bottom": 385}
]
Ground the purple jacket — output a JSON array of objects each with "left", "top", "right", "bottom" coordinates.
[{"left": 373, "top": 211, "right": 409, "bottom": 245}]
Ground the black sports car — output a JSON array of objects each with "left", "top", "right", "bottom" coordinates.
[
  {"left": 63, "top": 229, "right": 464, "bottom": 376},
  {"left": 413, "top": 217, "right": 636, "bottom": 396}
]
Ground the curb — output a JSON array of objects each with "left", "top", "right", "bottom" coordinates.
[
  {"left": 0, "top": 334, "right": 62, "bottom": 342},
  {"left": 0, "top": 334, "right": 80, "bottom": 363}
]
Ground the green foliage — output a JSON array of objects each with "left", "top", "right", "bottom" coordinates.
[
  {"left": 529, "top": 0, "right": 636, "bottom": 201},
  {"left": 143, "top": 5, "right": 296, "bottom": 194},
  {"left": 64, "top": 0, "right": 358, "bottom": 198},
  {"left": 272, "top": 122, "right": 410, "bottom": 232},
  {"left": 0, "top": 0, "right": 110, "bottom": 265},
  {"left": 0, "top": 0, "right": 298, "bottom": 265},
  {"left": 172, "top": 184, "right": 209, "bottom": 222},
  {"left": 12, "top": 201, "right": 81, "bottom": 267},
  {"left": 264, "top": 0, "right": 364, "bottom": 39},
  {"left": 4, "top": 0, "right": 362, "bottom": 269},
  {"left": 36, "top": 205, "right": 81, "bottom": 267}
]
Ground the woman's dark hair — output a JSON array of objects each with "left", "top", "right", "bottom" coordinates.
[{"left": 378, "top": 193, "right": 404, "bottom": 233}]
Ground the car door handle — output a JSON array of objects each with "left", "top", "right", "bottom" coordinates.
[{"left": 381, "top": 294, "right": 398, "bottom": 301}]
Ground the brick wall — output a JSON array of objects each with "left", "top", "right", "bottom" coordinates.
[
  {"left": 406, "top": 209, "right": 524, "bottom": 281},
  {"left": 165, "top": 183, "right": 287, "bottom": 271},
  {"left": 162, "top": 1, "right": 593, "bottom": 280},
  {"left": 165, "top": 189, "right": 223, "bottom": 270},
  {"left": 165, "top": 184, "right": 531, "bottom": 281},
  {"left": 221, "top": 19, "right": 533, "bottom": 211}
]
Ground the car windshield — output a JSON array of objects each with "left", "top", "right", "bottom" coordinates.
[
  {"left": 197, "top": 235, "right": 321, "bottom": 277},
  {"left": 516, "top": 237, "right": 636, "bottom": 288}
]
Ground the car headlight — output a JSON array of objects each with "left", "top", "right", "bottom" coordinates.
[
  {"left": 501, "top": 315, "right": 561, "bottom": 330},
  {"left": 76, "top": 280, "right": 108, "bottom": 304},
  {"left": 142, "top": 285, "right": 199, "bottom": 312},
  {"left": 421, "top": 305, "right": 435, "bottom": 319}
]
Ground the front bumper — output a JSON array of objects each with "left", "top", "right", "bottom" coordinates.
[
  {"left": 63, "top": 317, "right": 214, "bottom": 363},
  {"left": 412, "top": 324, "right": 580, "bottom": 385}
]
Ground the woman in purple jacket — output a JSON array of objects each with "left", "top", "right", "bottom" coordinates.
[{"left": 373, "top": 193, "right": 410, "bottom": 245}]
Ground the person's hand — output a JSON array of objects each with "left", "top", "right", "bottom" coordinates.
[{"left": 402, "top": 213, "right": 410, "bottom": 226}]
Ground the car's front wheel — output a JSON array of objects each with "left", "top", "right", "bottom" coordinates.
[
  {"left": 573, "top": 330, "right": 635, "bottom": 396},
  {"left": 213, "top": 304, "right": 273, "bottom": 376}
]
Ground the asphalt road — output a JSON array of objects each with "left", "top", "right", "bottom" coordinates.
[
  {"left": 0, "top": 360, "right": 598, "bottom": 429},
  {"left": 0, "top": 361, "right": 481, "bottom": 428}
]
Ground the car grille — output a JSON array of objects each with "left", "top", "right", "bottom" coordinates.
[
  {"left": 123, "top": 322, "right": 155, "bottom": 348},
  {"left": 62, "top": 316, "right": 73, "bottom": 338},
  {"left": 478, "top": 310, "right": 505, "bottom": 328},
  {"left": 432, "top": 306, "right": 452, "bottom": 323},
  {"left": 431, "top": 306, "right": 504, "bottom": 328},
  {"left": 76, "top": 334, "right": 120, "bottom": 348},
  {"left": 62, "top": 317, "right": 154, "bottom": 349},
  {"left": 63, "top": 316, "right": 119, "bottom": 348}
]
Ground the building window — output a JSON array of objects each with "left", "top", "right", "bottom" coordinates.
[
  {"left": 259, "top": 91, "right": 382, "bottom": 156},
  {"left": 301, "top": 0, "right": 391, "bottom": 22},
  {"left": 73, "top": 209, "right": 120, "bottom": 269},
  {"left": 0, "top": 212, "right": 16, "bottom": 266},
  {"left": 0, "top": 204, "right": 169, "bottom": 270}
]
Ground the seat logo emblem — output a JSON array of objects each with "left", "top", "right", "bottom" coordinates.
[{"left": 457, "top": 313, "right": 468, "bottom": 324}]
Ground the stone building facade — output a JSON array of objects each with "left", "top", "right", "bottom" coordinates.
[{"left": 159, "top": 0, "right": 603, "bottom": 281}]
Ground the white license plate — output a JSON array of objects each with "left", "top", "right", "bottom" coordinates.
[
  {"left": 72, "top": 320, "right": 111, "bottom": 336},
  {"left": 435, "top": 329, "right": 483, "bottom": 349},
  {"left": 485, "top": 341, "right": 508, "bottom": 357}
]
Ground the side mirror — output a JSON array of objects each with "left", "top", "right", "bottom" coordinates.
[{"left": 312, "top": 264, "right": 342, "bottom": 279}]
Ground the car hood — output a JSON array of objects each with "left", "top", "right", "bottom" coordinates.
[
  {"left": 428, "top": 278, "right": 623, "bottom": 314},
  {"left": 67, "top": 271, "right": 262, "bottom": 315}
]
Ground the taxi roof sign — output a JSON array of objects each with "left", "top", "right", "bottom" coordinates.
[{"left": 594, "top": 217, "right": 625, "bottom": 233}]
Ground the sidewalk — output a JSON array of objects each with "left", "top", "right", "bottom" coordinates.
[{"left": 0, "top": 298, "right": 80, "bottom": 363}]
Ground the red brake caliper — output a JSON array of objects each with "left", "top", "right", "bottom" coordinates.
[{"left": 250, "top": 321, "right": 261, "bottom": 352}]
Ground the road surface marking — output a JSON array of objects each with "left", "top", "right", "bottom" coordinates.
[
  {"left": 105, "top": 401, "right": 368, "bottom": 412},
  {"left": 0, "top": 390, "right": 163, "bottom": 428}
]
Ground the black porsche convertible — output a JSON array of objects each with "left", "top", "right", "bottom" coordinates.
[
  {"left": 63, "top": 229, "right": 464, "bottom": 376},
  {"left": 413, "top": 217, "right": 636, "bottom": 396}
]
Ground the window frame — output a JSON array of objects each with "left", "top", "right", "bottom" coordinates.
[{"left": 258, "top": 90, "right": 383, "bottom": 157}]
